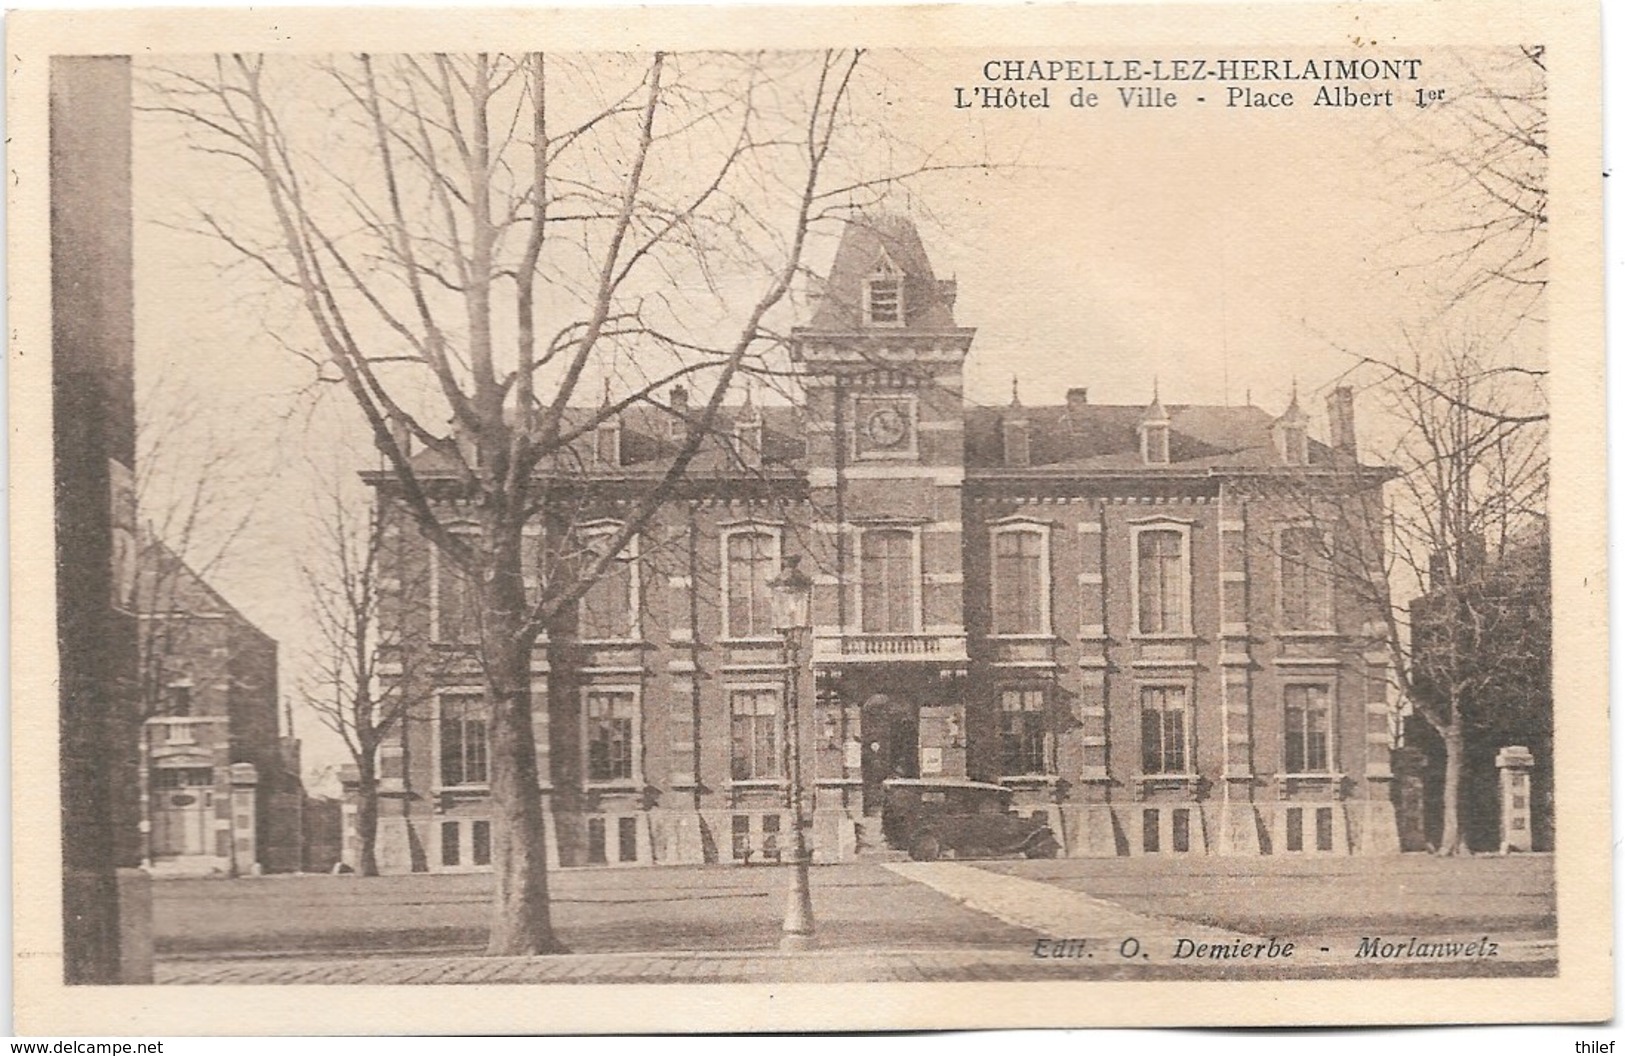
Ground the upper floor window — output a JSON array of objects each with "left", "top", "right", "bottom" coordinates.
[
  {"left": 163, "top": 682, "right": 192, "bottom": 717},
  {"left": 578, "top": 527, "right": 638, "bottom": 641},
  {"left": 991, "top": 525, "right": 1048, "bottom": 635},
  {"left": 434, "top": 541, "right": 481, "bottom": 644},
  {"left": 999, "top": 687, "right": 1052, "bottom": 776},
  {"left": 861, "top": 528, "right": 917, "bottom": 634},
  {"left": 1279, "top": 526, "right": 1333, "bottom": 631},
  {"left": 723, "top": 528, "right": 780, "bottom": 639},
  {"left": 1284, "top": 684, "right": 1332, "bottom": 773},
  {"left": 864, "top": 259, "right": 903, "bottom": 326},
  {"left": 584, "top": 689, "right": 638, "bottom": 784},
  {"left": 1140, "top": 685, "right": 1190, "bottom": 775},
  {"left": 729, "top": 688, "right": 782, "bottom": 781},
  {"left": 1133, "top": 524, "right": 1189, "bottom": 636},
  {"left": 439, "top": 693, "right": 489, "bottom": 787}
]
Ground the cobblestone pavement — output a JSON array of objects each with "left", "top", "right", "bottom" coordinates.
[{"left": 156, "top": 862, "right": 1556, "bottom": 984}]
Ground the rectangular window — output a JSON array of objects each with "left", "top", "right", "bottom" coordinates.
[
  {"left": 861, "top": 529, "right": 916, "bottom": 633},
  {"left": 471, "top": 820, "right": 492, "bottom": 866},
  {"left": 435, "top": 551, "right": 480, "bottom": 643},
  {"left": 731, "top": 814, "right": 752, "bottom": 861},
  {"left": 726, "top": 531, "right": 777, "bottom": 638},
  {"left": 760, "top": 815, "right": 781, "bottom": 860},
  {"left": 729, "top": 689, "right": 781, "bottom": 781},
  {"left": 585, "top": 691, "right": 637, "bottom": 783},
  {"left": 587, "top": 817, "right": 607, "bottom": 864},
  {"left": 1172, "top": 808, "right": 1191, "bottom": 853},
  {"left": 1284, "top": 685, "right": 1332, "bottom": 773},
  {"left": 441, "top": 822, "right": 461, "bottom": 867},
  {"left": 1142, "top": 809, "right": 1160, "bottom": 853},
  {"left": 1286, "top": 807, "right": 1304, "bottom": 852},
  {"left": 1280, "top": 526, "right": 1333, "bottom": 631},
  {"left": 579, "top": 532, "right": 636, "bottom": 640},
  {"left": 1315, "top": 807, "right": 1334, "bottom": 852},
  {"left": 1140, "top": 686, "right": 1189, "bottom": 774},
  {"left": 999, "top": 688, "right": 1050, "bottom": 775},
  {"left": 993, "top": 529, "right": 1045, "bottom": 635},
  {"left": 1136, "top": 529, "right": 1187, "bottom": 635},
  {"left": 439, "top": 694, "right": 489, "bottom": 787},
  {"left": 618, "top": 817, "right": 639, "bottom": 863},
  {"left": 165, "top": 684, "right": 192, "bottom": 716}
]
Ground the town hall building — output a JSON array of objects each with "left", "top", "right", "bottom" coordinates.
[{"left": 348, "top": 215, "right": 1402, "bottom": 872}]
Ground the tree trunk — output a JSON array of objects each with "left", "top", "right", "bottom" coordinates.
[
  {"left": 356, "top": 764, "right": 380, "bottom": 878},
  {"left": 1437, "top": 722, "right": 1468, "bottom": 855},
  {"left": 480, "top": 533, "right": 565, "bottom": 955}
]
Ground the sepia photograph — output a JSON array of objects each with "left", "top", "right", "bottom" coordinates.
[{"left": 10, "top": 0, "right": 1607, "bottom": 1034}]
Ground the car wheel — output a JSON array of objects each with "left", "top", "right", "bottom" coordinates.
[{"left": 910, "top": 833, "right": 941, "bottom": 862}]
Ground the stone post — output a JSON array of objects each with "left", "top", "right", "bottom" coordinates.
[{"left": 1496, "top": 745, "right": 1535, "bottom": 853}]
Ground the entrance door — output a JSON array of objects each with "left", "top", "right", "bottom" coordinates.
[{"left": 861, "top": 694, "right": 918, "bottom": 814}]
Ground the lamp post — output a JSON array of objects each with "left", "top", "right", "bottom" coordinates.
[{"left": 768, "top": 554, "right": 815, "bottom": 952}]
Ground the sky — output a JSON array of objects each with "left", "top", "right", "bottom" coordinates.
[{"left": 128, "top": 46, "right": 1541, "bottom": 783}]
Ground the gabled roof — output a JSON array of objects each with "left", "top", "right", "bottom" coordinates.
[
  {"left": 804, "top": 214, "right": 960, "bottom": 333},
  {"left": 135, "top": 534, "right": 270, "bottom": 637}
]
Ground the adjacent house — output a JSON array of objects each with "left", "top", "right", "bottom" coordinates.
[
  {"left": 135, "top": 539, "right": 302, "bottom": 874},
  {"left": 354, "top": 215, "right": 1402, "bottom": 872}
]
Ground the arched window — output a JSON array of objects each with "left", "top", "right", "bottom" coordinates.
[
  {"left": 1133, "top": 524, "right": 1190, "bottom": 636},
  {"left": 991, "top": 524, "right": 1049, "bottom": 635},
  {"left": 723, "top": 528, "right": 780, "bottom": 639},
  {"left": 1279, "top": 525, "right": 1333, "bottom": 631},
  {"left": 578, "top": 526, "right": 638, "bottom": 641}
]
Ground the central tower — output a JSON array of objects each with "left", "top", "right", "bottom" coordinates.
[{"left": 790, "top": 216, "right": 976, "bottom": 827}]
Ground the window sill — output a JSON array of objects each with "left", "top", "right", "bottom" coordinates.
[
  {"left": 1277, "top": 630, "right": 1340, "bottom": 640},
  {"left": 1277, "top": 772, "right": 1344, "bottom": 782},
  {"left": 727, "top": 779, "right": 789, "bottom": 790},
  {"left": 585, "top": 781, "right": 643, "bottom": 793},
  {"left": 1130, "top": 633, "right": 1199, "bottom": 643},
  {"left": 1000, "top": 774, "right": 1062, "bottom": 786},
  {"left": 435, "top": 784, "right": 491, "bottom": 795},
  {"left": 1135, "top": 773, "right": 1197, "bottom": 783},
  {"left": 719, "top": 636, "right": 784, "bottom": 646},
  {"left": 988, "top": 633, "right": 1058, "bottom": 643},
  {"left": 577, "top": 638, "right": 647, "bottom": 648}
]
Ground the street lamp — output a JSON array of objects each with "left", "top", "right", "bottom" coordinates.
[{"left": 768, "top": 554, "right": 815, "bottom": 952}]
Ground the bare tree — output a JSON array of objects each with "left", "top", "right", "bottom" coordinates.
[
  {"left": 1284, "top": 340, "right": 1547, "bottom": 855},
  {"left": 299, "top": 474, "right": 443, "bottom": 877},
  {"left": 141, "top": 51, "right": 975, "bottom": 953},
  {"left": 1390, "top": 45, "right": 1547, "bottom": 330}
]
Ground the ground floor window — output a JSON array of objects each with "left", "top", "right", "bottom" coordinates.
[
  {"left": 1284, "top": 684, "right": 1332, "bottom": 773},
  {"left": 1140, "top": 685, "right": 1190, "bottom": 775},
  {"left": 618, "top": 817, "right": 639, "bottom": 863},
  {"left": 587, "top": 817, "right": 608, "bottom": 864},
  {"left": 729, "top": 688, "right": 781, "bottom": 781},
  {"left": 441, "top": 821, "right": 461, "bottom": 867},
  {"left": 999, "top": 687, "right": 1051, "bottom": 776},
  {"left": 585, "top": 690, "right": 637, "bottom": 784},
  {"left": 472, "top": 819, "right": 492, "bottom": 866}
]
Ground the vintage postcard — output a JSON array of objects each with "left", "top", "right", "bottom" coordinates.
[{"left": 8, "top": 0, "right": 1608, "bottom": 1034}]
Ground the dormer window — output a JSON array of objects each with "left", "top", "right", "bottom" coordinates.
[
  {"left": 1141, "top": 423, "right": 1170, "bottom": 465},
  {"left": 1280, "top": 423, "right": 1308, "bottom": 466},
  {"left": 595, "top": 422, "right": 621, "bottom": 467},
  {"left": 864, "top": 258, "right": 903, "bottom": 326}
]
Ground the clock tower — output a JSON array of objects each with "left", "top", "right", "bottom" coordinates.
[{"left": 791, "top": 216, "right": 976, "bottom": 829}]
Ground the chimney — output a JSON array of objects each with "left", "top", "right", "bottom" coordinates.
[
  {"left": 1066, "top": 387, "right": 1089, "bottom": 422},
  {"left": 668, "top": 385, "right": 688, "bottom": 441},
  {"left": 1326, "top": 386, "right": 1357, "bottom": 458}
]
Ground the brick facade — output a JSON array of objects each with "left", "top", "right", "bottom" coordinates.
[{"left": 357, "top": 215, "right": 1401, "bottom": 871}]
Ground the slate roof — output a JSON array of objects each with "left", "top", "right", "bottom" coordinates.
[
  {"left": 803, "top": 214, "right": 962, "bottom": 334},
  {"left": 964, "top": 401, "right": 1336, "bottom": 472}
]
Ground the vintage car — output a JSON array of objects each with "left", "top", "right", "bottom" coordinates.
[{"left": 881, "top": 778, "right": 1061, "bottom": 861}]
